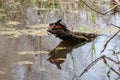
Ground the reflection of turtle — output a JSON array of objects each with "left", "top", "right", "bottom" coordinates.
[
  {"left": 47, "top": 41, "right": 73, "bottom": 69},
  {"left": 48, "top": 58, "right": 65, "bottom": 69}
]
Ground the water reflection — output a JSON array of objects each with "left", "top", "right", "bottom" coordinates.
[
  {"left": 0, "top": 33, "right": 120, "bottom": 80},
  {"left": 47, "top": 40, "right": 82, "bottom": 69},
  {"left": 47, "top": 19, "right": 98, "bottom": 69},
  {"left": 47, "top": 35, "right": 94, "bottom": 69}
]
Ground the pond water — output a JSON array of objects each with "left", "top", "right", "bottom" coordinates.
[
  {"left": 0, "top": 33, "right": 120, "bottom": 80},
  {"left": 1, "top": 0, "right": 120, "bottom": 80}
]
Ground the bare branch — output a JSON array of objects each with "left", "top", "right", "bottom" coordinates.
[
  {"left": 78, "top": 54, "right": 120, "bottom": 79},
  {"left": 80, "top": 0, "right": 105, "bottom": 15},
  {"left": 104, "top": 4, "right": 119, "bottom": 14},
  {"left": 111, "top": 24, "right": 120, "bottom": 29},
  {"left": 112, "top": 51, "right": 120, "bottom": 55},
  {"left": 80, "top": 0, "right": 119, "bottom": 15},
  {"left": 70, "top": 52, "right": 79, "bottom": 80},
  {"left": 101, "top": 29, "right": 120, "bottom": 53},
  {"left": 103, "top": 57, "right": 120, "bottom": 76},
  {"left": 105, "top": 56, "right": 120, "bottom": 64},
  {"left": 78, "top": 55, "right": 104, "bottom": 77},
  {"left": 107, "top": 70, "right": 111, "bottom": 80},
  {"left": 114, "top": 0, "right": 120, "bottom": 6},
  {"left": 110, "top": 49, "right": 120, "bottom": 62},
  {"left": 116, "top": 77, "right": 120, "bottom": 80}
]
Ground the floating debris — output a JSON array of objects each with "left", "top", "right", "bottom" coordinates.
[
  {"left": 26, "top": 24, "right": 49, "bottom": 29},
  {"left": 38, "top": 67, "right": 49, "bottom": 71},
  {"left": 18, "top": 51, "right": 49, "bottom": 55},
  {"left": 5, "top": 21, "right": 20, "bottom": 25},
  {"left": 0, "top": 25, "right": 49, "bottom": 38},
  {"left": 26, "top": 29, "right": 48, "bottom": 36},
  {"left": 17, "top": 61, "right": 33, "bottom": 65}
]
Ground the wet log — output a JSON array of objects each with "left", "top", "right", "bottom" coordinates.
[{"left": 47, "top": 29, "right": 98, "bottom": 44}]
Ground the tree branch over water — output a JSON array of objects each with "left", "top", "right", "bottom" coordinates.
[
  {"left": 80, "top": 0, "right": 119, "bottom": 15},
  {"left": 101, "top": 24, "right": 120, "bottom": 53},
  {"left": 114, "top": 0, "right": 120, "bottom": 6},
  {"left": 78, "top": 23, "right": 120, "bottom": 79},
  {"left": 78, "top": 55, "right": 120, "bottom": 79}
]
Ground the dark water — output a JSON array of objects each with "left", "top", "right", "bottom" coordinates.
[{"left": 0, "top": 35, "right": 120, "bottom": 80}]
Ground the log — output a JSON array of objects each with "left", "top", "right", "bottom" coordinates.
[{"left": 47, "top": 29, "right": 98, "bottom": 44}]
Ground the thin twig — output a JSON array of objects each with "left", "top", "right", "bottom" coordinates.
[
  {"left": 116, "top": 77, "right": 120, "bottom": 80},
  {"left": 105, "top": 56, "right": 120, "bottom": 64},
  {"left": 103, "top": 57, "right": 120, "bottom": 76},
  {"left": 114, "top": 0, "right": 120, "bottom": 6},
  {"left": 78, "top": 55, "right": 104, "bottom": 77},
  {"left": 70, "top": 52, "right": 79, "bottom": 80},
  {"left": 104, "top": 4, "right": 119, "bottom": 14},
  {"left": 80, "top": 0, "right": 118, "bottom": 15},
  {"left": 78, "top": 55, "right": 120, "bottom": 79},
  {"left": 101, "top": 29, "right": 120, "bottom": 53},
  {"left": 110, "top": 49, "right": 120, "bottom": 62},
  {"left": 112, "top": 51, "right": 120, "bottom": 55},
  {"left": 107, "top": 70, "right": 111, "bottom": 80},
  {"left": 80, "top": 0, "right": 105, "bottom": 15},
  {"left": 111, "top": 24, "right": 120, "bottom": 29}
]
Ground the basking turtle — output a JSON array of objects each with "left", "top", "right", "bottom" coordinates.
[{"left": 47, "top": 19, "right": 98, "bottom": 44}]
